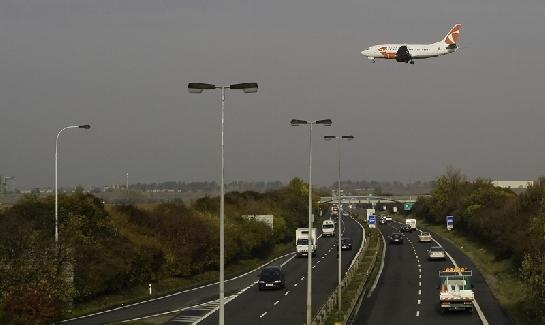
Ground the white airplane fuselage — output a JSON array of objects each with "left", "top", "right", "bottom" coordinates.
[
  {"left": 361, "top": 24, "right": 462, "bottom": 64},
  {"left": 362, "top": 43, "right": 455, "bottom": 61}
]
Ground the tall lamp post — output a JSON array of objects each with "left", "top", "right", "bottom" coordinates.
[
  {"left": 324, "top": 134, "right": 354, "bottom": 312},
  {"left": 55, "top": 124, "right": 91, "bottom": 244},
  {"left": 290, "top": 118, "right": 332, "bottom": 325},
  {"left": 188, "top": 82, "right": 258, "bottom": 325}
]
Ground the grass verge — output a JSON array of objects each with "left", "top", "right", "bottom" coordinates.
[
  {"left": 322, "top": 223, "right": 383, "bottom": 324},
  {"left": 67, "top": 242, "right": 293, "bottom": 319},
  {"left": 399, "top": 215, "right": 526, "bottom": 325}
]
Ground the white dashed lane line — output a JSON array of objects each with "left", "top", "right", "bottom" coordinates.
[
  {"left": 259, "top": 312, "right": 267, "bottom": 318},
  {"left": 274, "top": 300, "right": 279, "bottom": 306},
  {"left": 416, "top": 311, "right": 420, "bottom": 317},
  {"left": 284, "top": 291, "right": 289, "bottom": 296}
]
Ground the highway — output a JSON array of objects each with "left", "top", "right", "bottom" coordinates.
[
  {"left": 172, "top": 214, "right": 363, "bottom": 324},
  {"left": 61, "top": 214, "right": 364, "bottom": 325},
  {"left": 356, "top": 220, "right": 511, "bottom": 325}
]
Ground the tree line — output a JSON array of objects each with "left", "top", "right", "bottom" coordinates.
[
  {"left": 413, "top": 169, "right": 545, "bottom": 323},
  {"left": 0, "top": 178, "right": 318, "bottom": 324}
]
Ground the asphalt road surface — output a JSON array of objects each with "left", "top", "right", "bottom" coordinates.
[
  {"left": 355, "top": 220, "right": 511, "bottom": 325},
  {"left": 179, "top": 214, "right": 364, "bottom": 325},
  {"left": 61, "top": 214, "right": 364, "bottom": 325}
]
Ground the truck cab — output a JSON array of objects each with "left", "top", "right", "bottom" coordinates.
[
  {"left": 296, "top": 228, "right": 317, "bottom": 257},
  {"left": 405, "top": 218, "right": 417, "bottom": 231}
]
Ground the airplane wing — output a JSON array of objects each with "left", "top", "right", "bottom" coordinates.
[{"left": 395, "top": 45, "right": 412, "bottom": 63}]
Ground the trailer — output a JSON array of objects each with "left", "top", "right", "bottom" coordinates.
[{"left": 438, "top": 267, "right": 474, "bottom": 313}]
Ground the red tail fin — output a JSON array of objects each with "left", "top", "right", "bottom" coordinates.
[{"left": 442, "top": 24, "right": 462, "bottom": 45}]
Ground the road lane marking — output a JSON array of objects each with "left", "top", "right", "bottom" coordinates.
[
  {"left": 259, "top": 312, "right": 267, "bottom": 318},
  {"left": 418, "top": 290, "right": 421, "bottom": 295},
  {"left": 294, "top": 283, "right": 298, "bottom": 287},
  {"left": 419, "top": 282, "right": 421, "bottom": 286},
  {"left": 60, "top": 251, "right": 297, "bottom": 323},
  {"left": 285, "top": 291, "right": 290, "bottom": 295},
  {"left": 418, "top": 299, "right": 421, "bottom": 304},
  {"left": 301, "top": 277, "right": 304, "bottom": 281},
  {"left": 419, "top": 274, "right": 421, "bottom": 279},
  {"left": 274, "top": 301, "right": 279, "bottom": 306},
  {"left": 416, "top": 311, "right": 420, "bottom": 317}
]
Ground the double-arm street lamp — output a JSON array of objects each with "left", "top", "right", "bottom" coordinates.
[
  {"left": 55, "top": 124, "right": 91, "bottom": 244},
  {"left": 188, "top": 82, "right": 258, "bottom": 325},
  {"left": 290, "top": 118, "right": 332, "bottom": 325},
  {"left": 324, "top": 134, "right": 354, "bottom": 312}
]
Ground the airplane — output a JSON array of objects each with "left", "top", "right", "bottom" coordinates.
[{"left": 361, "top": 24, "right": 462, "bottom": 64}]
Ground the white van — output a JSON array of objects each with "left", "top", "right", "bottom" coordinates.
[{"left": 322, "top": 219, "right": 336, "bottom": 237}]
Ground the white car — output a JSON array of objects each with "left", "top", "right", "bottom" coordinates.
[
  {"left": 428, "top": 246, "right": 446, "bottom": 260},
  {"left": 385, "top": 216, "right": 392, "bottom": 222},
  {"left": 419, "top": 232, "right": 432, "bottom": 243},
  {"left": 321, "top": 219, "right": 335, "bottom": 237}
]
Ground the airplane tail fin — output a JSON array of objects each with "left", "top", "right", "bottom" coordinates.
[{"left": 440, "top": 24, "right": 462, "bottom": 45}]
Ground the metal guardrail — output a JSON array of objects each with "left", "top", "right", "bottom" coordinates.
[{"left": 312, "top": 215, "right": 380, "bottom": 325}]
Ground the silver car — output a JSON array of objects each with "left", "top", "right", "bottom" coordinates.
[{"left": 428, "top": 246, "right": 446, "bottom": 260}]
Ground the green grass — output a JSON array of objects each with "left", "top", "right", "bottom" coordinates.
[
  {"left": 67, "top": 242, "right": 293, "bottom": 319},
  {"left": 401, "top": 216, "right": 528, "bottom": 325}
]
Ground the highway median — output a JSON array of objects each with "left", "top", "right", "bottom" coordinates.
[{"left": 314, "top": 213, "right": 383, "bottom": 325}]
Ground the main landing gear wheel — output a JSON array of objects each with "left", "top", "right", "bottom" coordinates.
[{"left": 410, "top": 60, "right": 415, "bottom": 64}]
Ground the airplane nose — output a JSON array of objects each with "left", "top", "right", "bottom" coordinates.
[{"left": 361, "top": 50, "right": 369, "bottom": 56}]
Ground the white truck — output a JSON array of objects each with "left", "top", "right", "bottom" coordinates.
[
  {"left": 438, "top": 268, "right": 474, "bottom": 312},
  {"left": 321, "top": 219, "right": 335, "bottom": 237},
  {"left": 296, "top": 228, "right": 317, "bottom": 257},
  {"left": 405, "top": 218, "right": 417, "bottom": 231}
]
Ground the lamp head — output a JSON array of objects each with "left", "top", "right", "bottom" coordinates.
[
  {"left": 290, "top": 119, "right": 308, "bottom": 126},
  {"left": 316, "top": 119, "right": 332, "bottom": 126},
  {"left": 230, "top": 83, "right": 258, "bottom": 93},
  {"left": 188, "top": 83, "right": 216, "bottom": 93}
]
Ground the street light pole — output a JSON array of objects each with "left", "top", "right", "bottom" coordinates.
[
  {"left": 291, "top": 118, "right": 332, "bottom": 325},
  {"left": 189, "top": 82, "right": 257, "bottom": 325},
  {"left": 55, "top": 124, "right": 91, "bottom": 244},
  {"left": 324, "top": 134, "right": 354, "bottom": 312}
]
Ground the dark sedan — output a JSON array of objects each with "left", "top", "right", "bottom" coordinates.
[
  {"left": 389, "top": 233, "right": 404, "bottom": 244},
  {"left": 340, "top": 237, "right": 353, "bottom": 251},
  {"left": 258, "top": 266, "right": 285, "bottom": 290},
  {"left": 400, "top": 224, "right": 412, "bottom": 233}
]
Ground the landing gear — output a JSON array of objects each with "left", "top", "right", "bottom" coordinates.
[{"left": 410, "top": 60, "right": 415, "bottom": 64}]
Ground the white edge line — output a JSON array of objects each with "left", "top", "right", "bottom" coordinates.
[{"left": 60, "top": 251, "right": 297, "bottom": 323}]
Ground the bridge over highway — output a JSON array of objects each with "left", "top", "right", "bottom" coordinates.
[{"left": 318, "top": 194, "right": 429, "bottom": 205}]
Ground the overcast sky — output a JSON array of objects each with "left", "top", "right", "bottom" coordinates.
[{"left": 1, "top": 0, "right": 544, "bottom": 188}]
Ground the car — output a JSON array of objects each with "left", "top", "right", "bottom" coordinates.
[
  {"left": 379, "top": 216, "right": 386, "bottom": 224},
  {"left": 385, "top": 216, "right": 393, "bottom": 222},
  {"left": 428, "top": 246, "right": 446, "bottom": 260},
  {"left": 340, "top": 237, "right": 353, "bottom": 250},
  {"left": 418, "top": 232, "right": 432, "bottom": 242},
  {"left": 400, "top": 224, "right": 412, "bottom": 233},
  {"left": 389, "top": 233, "right": 404, "bottom": 244},
  {"left": 341, "top": 211, "right": 349, "bottom": 217},
  {"left": 258, "top": 266, "right": 285, "bottom": 290}
]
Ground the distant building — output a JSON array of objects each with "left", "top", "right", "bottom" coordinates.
[{"left": 492, "top": 180, "right": 534, "bottom": 189}]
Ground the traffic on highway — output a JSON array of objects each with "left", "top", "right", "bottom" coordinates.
[{"left": 356, "top": 218, "right": 511, "bottom": 325}]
